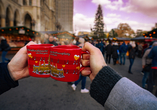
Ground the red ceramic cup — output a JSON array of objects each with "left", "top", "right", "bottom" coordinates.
[
  {"left": 50, "top": 45, "right": 88, "bottom": 82},
  {"left": 27, "top": 44, "right": 53, "bottom": 78}
]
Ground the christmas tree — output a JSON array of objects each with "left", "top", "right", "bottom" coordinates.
[{"left": 91, "top": 4, "right": 106, "bottom": 39}]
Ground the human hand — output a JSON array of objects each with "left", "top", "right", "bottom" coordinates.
[
  {"left": 8, "top": 41, "right": 36, "bottom": 81},
  {"left": 81, "top": 42, "right": 107, "bottom": 81}
]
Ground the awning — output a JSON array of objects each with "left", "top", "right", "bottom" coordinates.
[
  {"left": 131, "top": 36, "right": 157, "bottom": 42},
  {"left": 0, "top": 26, "right": 41, "bottom": 37},
  {"left": 40, "top": 31, "right": 76, "bottom": 39}
]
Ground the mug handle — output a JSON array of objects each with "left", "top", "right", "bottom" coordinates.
[{"left": 79, "top": 51, "right": 90, "bottom": 72}]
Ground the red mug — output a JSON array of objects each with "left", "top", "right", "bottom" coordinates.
[
  {"left": 50, "top": 45, "right": 88, "bottom": 82},
  {"left": 27, "top": 44, "right": 53, "bottom": 78}
]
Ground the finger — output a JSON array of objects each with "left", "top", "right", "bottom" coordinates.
[
  {"left": 81, "top": 59, "right": 90, "bottom": 67},
  {"left": 82, "top": 42, "right": 98, "bottom": 54},
  {"left": 81, "top": 67, "right": 91, "bottom": 76},
  {"left": 89, "top": 74, "right": 94, "bottom": 81},
  {"left": 82, "top": 54, "right": 90, "bottom": 60}
]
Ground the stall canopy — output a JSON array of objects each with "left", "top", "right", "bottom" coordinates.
[
  {"left": 0, "top": 26, "right": 41, "bottom": 37},
  {"left": 40, "top": 31, "right": 76, "bottom": 39},
  {"left": 131, "top": 36, "right": 157, "bottom": 42},
  {"left": 104, "top": 37, "right": 130, "bottom": 41}
]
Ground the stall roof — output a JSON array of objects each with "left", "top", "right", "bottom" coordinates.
[
  {"left": 115, "top": 37, "right": 131, "bottom": 41},
  {"left": 0, "top": 26, "right": 40, "bottom": 37},
  {"left": 131, "top": 36, "right": 157, "bottom": 42},
  {"left": 40, "top": 31, "right": 76, "bottom": 39}
]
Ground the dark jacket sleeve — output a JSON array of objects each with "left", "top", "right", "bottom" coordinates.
[
  {"left": 90, "top": 66, "right": 122, "bottom": 106},
  {"left": 148, "top": 47, "right": 155, "bottom": 59},
  {"left": 0, "top": 63, "right": 19, "bottom": 95}
]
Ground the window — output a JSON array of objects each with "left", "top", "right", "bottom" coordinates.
[
  {"left": 29, "top": 0, "right": 32, "bottom": 6},
  {"left": 23, "top": 0, "right": 27, "bottom": 5}
]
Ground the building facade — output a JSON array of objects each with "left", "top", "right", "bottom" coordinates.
[
  {"left": 0, "top": 0, "right": 73, "bottom": 32},
  {"left": 55, "top": 0, "right": 73, "bottom": 32}
]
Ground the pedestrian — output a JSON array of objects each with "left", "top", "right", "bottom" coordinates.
[
  {"left": 105, "top": 40, "right": 112, "bottom": 64},
  {"left": 0, "top": 36, "right": 11, "bottom": 63},
  {"left": 111, "top": 42, "right": 119, "bottom": 65},
  {"left": 119, "top": 41, "right": 127, "bottom": 65},
  {"left": 141, "top": 42, "right": 154, "bottom": 89},
  {"left": 147, "top": 42, "right": 157, "bottom": 96},
  {"left": 128, "top": 43, "right": 137, "bottom": 74},
  {"left": 75, "top": 37, "right": 81, "bottom": 46},
  {"left": 47, "top": 35, "right": 58, "bottom": 46},
  {"left": 1, "top": 41, "right": 157, "bottom": 109},
  {"left": 98, "top": 40, "right": 104, "bottom": 54},
  {"left": 44, "top": 33, "right": 49, "bottom": 44},
  {"left": 138, "top": 42, "right": 143, "bottom": 58},
  {"left": 71, "top": 37, "right": 89, "bottom": 93}
]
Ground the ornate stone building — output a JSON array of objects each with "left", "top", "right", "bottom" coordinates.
[{"left": 0, "top": 0, "right": 73, "bottom": 31}]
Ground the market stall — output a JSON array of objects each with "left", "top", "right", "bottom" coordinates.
[
  {"left": 0, "top": 26, "right": 41, "bottom": 47},
  {"left": 131, "top": 36, "right": 157, "bottom": 42},
  {"left": 40, "top": 31, "right": 76, "bottom": 44}
]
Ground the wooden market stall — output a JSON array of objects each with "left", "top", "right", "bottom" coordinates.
[
  {"left": 40, "top": 31, "right": 76, "bottom": 44},
  {"left": 0, "top": 26, "right": 41, "bottom": 54},
  {"left": 131, "top": 36, "right": 157, "bottom": 42}
]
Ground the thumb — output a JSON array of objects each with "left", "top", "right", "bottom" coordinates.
[
  {"left": 82, "top": 42, "right": 98, "bottom": 55},
  {"left": 21, "top": 41, "right": 37, "bottom": 54}
]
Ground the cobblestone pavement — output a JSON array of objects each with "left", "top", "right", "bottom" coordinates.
[{"left": 0, "top": 54, "right": 143, "bottom": 110}]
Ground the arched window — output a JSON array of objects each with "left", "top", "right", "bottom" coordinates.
[
  {"left": 24, "top": 13, "right": 32, "bottom": 29},
  {"left": 23, "top": 0, "right": 27, "bottom": 5},
  {"left": 6, "top": 7, "right": 10, "bottom": 27},
  {"left": 29, "top": 0, "right": 32, "bottom": 6}
]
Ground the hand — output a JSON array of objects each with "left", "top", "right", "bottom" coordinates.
[
  {"left": 8, "top": 41, "right": 36, "bottom": 81},
  {"left": 81, "top": 42, "right": 107, "bottom": 81}
]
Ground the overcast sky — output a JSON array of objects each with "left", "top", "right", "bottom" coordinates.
[{"left": 73, "top": 0, "right": 157, "bottom": 34}]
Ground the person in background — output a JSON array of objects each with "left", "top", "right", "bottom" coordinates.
[
  {"left": 103, "top": 41, "right": 106, "bottom": 58},
  {"left": 147, "top": 42, "right": 157, "bottom": 96},
  {"left": 1, "top": 41, "right": 157, "bottom": 109},
  {"left": 105, "top": 40, "right": 112, "bottom": 64},
  {"left": 44, "top": 33, "right": 49, "bottom": 44},
  {"left": 116, "top": 42, "right": 121, "bottom": 64},
  {"left": 141, "top": 42, "right": 156, "bottom": 89},
  {"left": 71, "top": 38, "right": 89, "bottom": 93},
  {"left": 119, "top": 41, "right": 127, "bottom": 65},
  {"left": 95, "top": 40, "right": 99, "bottom": 48},
  {"left": 138, "top": 42, "right": 143, "bottom": 58},
  {"left": 128, "top": 43, "right": 137, "bottom": 74},
  {"left": 111, "top": 42, "right": 119, "bottom": 65},
  {"left": 75, "top": 37, "right": 80, "bottom": 46},
  {"left": 0, "top": 36, "right": 11, "bottom": 63},
  {"left": 98, "top": 40, "right": 104, "bottom": 54},
  {"left": 47, "top": 35, "right": 58, "bottom": 46}
]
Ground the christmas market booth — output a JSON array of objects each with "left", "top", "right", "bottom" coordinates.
[
  {"left": 0, "top": 26, "right": 41, "bottom": 47},
  {"left": 103, "top": 37, "right": 131, "bottom": 44},
  {"left": 131, "top": 36, "right": 157, "bottom": 42},
  {"left": 144, "top": 28, "right": 157, "bottom": 38},
  {"left": 40, "top": 31, "right": 76, "bottom": 44},
  {"left": 0, "top": 26, "right": 41, "bottom": 54}
]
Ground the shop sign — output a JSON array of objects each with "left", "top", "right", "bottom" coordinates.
[{"left": 19, "top": 28, "right": 25, "bottom": 34}]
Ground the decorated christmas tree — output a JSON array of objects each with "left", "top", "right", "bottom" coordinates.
[{"left": 91, "top": 4, "right": 106, "bottom": 39}]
